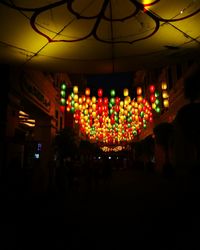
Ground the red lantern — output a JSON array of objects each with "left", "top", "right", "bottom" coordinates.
[
  {"left": 149, "top": 85, "right": 155, "bottom": 93},
  {"left": 104, "top": 97, "right": 108, "bottom": 105},
  {"left": 150, "top": 94, "right": 156, "bottom": 103},
  {"left": 115, "top": 97, "right": 120, "bottom": 105},
  {"left": 60, "top": 106, "right": 65, "bottom": 113},
  {"left": 98, "top": 98, "right": 103, "bottom": 105},
  {"left": 98, "top": 88, "right": 103, "bottom": 97}
]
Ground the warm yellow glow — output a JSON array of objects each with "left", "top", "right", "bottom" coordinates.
[
  {"left": 124, "top": 96, "right": 131, "bottom": 105},
  {"left": 19, "top": 110, "right": 28, "bottom": 116},
  {"left": 136, "top": 87, "right": 142, "bottom": 95},
  {"left": 26, "top": 119, "right": 35, "bottom": 123},
  {"left": 20, "top": 122, "right": 35, "bottom": 127},
  {"left": 74, "top": 94, "right": 78, "bottom": 101},
  {"left": 92, "top": 104, "right": 97, "bottom": 111},
  {"left": 137, "top": 96, "right": 143, "bottom": 103},
  {"left": 120, "top": 101, "right": 124, "bottom": 108},
  {"left": 92, "top": 96, "right": 97, "bottom": 103},
  {"left": 74, "top": 103, "right": 79, "bottom": 110},
  {"left": 85, "top": 88, "right": 90, "bottom": 96},
  {"left": 163, "top": 99, "right": 169, "bottom": 108},
  {"left": 73, "top": 86, "right": 78, "bottom": 94},
  {"left": 123, "top": 88, "right": 129, "bottom": 97},
  {"left": 162, "top": 91, "right": 169, "bottom": 99},
  {"left": 152, "top": 103, "right": 156, "bottom": 109},
  {"left": 161, "top": 82, "right": 167, "bottom": 90}
]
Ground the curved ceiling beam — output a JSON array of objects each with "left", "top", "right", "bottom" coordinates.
[{"left": 1, "top": 0, "right": 199, "bottom": 45}]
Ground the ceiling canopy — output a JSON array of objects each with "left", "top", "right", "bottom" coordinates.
[{"left": 0, "top": 0, "right": 200, "bottom": 74}]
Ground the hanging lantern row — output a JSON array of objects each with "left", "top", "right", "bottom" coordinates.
[
  {"left": 161, "top": 82, "right": 169, "bottom": 108},
  {"left": 149, "top": 84, "right": 161, "bottom": 113},
  {"left": 63, "top": 86, "right": 155, "bottom": 144}
]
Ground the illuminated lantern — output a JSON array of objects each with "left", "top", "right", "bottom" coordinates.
[
  {"left": 155, "top": 107, "right": 161, "bottom": 113},
  {"left": 73, "top": 86, "right": 78, "bottom": 94},
  {"left": 92, "top": 96, "right": 96, "bottom": 104},
  {"left": 123, "top": 88, "right": 129, "bottom": 97},
  {"left": 161, "top": 82, "right": 167, "bottom": 90},
  {"left": 61, "top": 82, "right": 67, "bottom": 91},
  {"left": 74, "top": 94, "right": 78, "bottom": 102},
  {"left": 60, "top": 98, "right": 66, "bottom": 105},
  {"left": 86, "top": 97, "right": 90, "bottom": 104},
  {"left": 81, "top": 95, "right": 86, "bottom": 103},
  {"left": 163, "top": 99, "right": 169, "bottom": 108},
  {"left": 79, "top": 97, "right": 83, "bottom": 104},
  {"left": 155, "top": 90, "right": 159, "bottom": 98},
  {"left": 149, "top": 85, "right": 155, "bottom": 93},
  {"left": 110, "top": 98, "right": 115, "bottom": 105},
  {"left": 60, "top": 90, "right": 66, "bottom": 98},
  {"left": 74, "top": 103, "right": 79, "bottom": 110},
  {"left": 110, "top": 89, "right": 116, "bottom": 97},
  {"left": 60, "top": 82, "right": 67, "bottom": 106},
  {"left": 150, "top": 94, "right": 156, "bottom": 103},
  {"left": 152, "top": 103, "right": 156, "bottom": 109},
  {"left": 103, "top": 97, "right": 108, "bottom": 105},
  {"left": 60, "top": 106, "right": 65, "bottom": 113},
  {"left": 136, "top": 86, "right": 142, "bottom": 96},
  {"left": 162, "top": 91, "right": 169, "bottom": 99},
  {"left": 137, "top": 96, "right": 143, "bottom": 103},
  {"left": 98, "top": 98, "right": 103, "bottom": 105},
  {"left": 124, "top": 96, "right": 131, "bottom": 105},
  {"left": 98, "top": 88, "right": 103, "bottom": 97},
  {"left": 115, "top": 97, "right": 120, "bottom": 105},
  {"left": 85, "top": 88, "right": 90, "bottom": 96},
  {"left": 155, "top": 98, "right": 160, "bottom": 105}
]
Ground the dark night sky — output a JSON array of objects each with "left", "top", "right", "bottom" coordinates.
[{"left": 86, "top": 72, "right": 135, "bottom": 98}]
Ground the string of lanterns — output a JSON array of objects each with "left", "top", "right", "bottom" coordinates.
[{"left": 60, "top": 82, "right": 169, "bottom": 145}]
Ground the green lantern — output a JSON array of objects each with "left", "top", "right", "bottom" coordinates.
[
  {"left": 155, "top": 98, "right": 160, "bottom": 105},
  {"left": 155, "top": 90, "right": 159, "bottom": 98},
  {"left": 155, "top": 107, "right": 161, "bottom": 113},
  {"left": 61, "top": 82, "right": 67, "bottom": 90},
  {"left": 60, "top": 98, "right": 66, "bottom": 105},
  {"left": 60, "top": 82, "right": 67, "bottom": 106},
  {"left": 110, "top": 98, "right": 115, "bottom": 105},
  {"left": 110, "top": 89, "right": 116, "bottom": 97}
]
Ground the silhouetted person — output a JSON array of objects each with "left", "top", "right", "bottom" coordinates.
[
  {"left": 172, "top": 62, "right": 200, "bottom": 179},
  {"left": 153, "top": 122, "right": 174, "bottom": 178}
]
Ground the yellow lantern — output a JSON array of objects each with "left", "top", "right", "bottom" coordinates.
[
  {"left": 92, "top": 111, "right": 97, "bottom": 118},
  {"left": 73, "top": 86, "right": 78, "bottom": 94},
  {"left": 92, "top": 96, "right": 96, "bottom": 103},
  {"left": 123, "top": 88, "right": 129, "bottom": 97},
  {"left": 161, "top": 82, "right": 167, "bottom": 90},
  {"left": 120, "top": 101, "right": 124, "bottom": 108},
  {"left": 163, "top": 99, "right": 169, "bottom": 108},
  {"left": 79, "top": 97, "right": 83, "bottom": 104},
  {"left": 124, "top": 96, "right": 131, "bottom": 105},
  {"left": 92, "top": 103, "right": 97, "bottom": 111},
  {"left": 152, "top": 103, "right": 156, "bottom": 109},
  {"left": 127, "top": 105, "right": 132, "bottom": 111},
  {"left": 74, "top": 103, "right": 79, "bottom": 110},
  {"left": 162, "top": 90, "right": 169, "bottom": 99},
  {"left": 74, "top": 94, "right": 78, "bottom": 102}
]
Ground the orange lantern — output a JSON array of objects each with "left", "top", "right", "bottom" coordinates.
[{"left": 136, "top": 86, "right": 142, "bottom": 96}]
